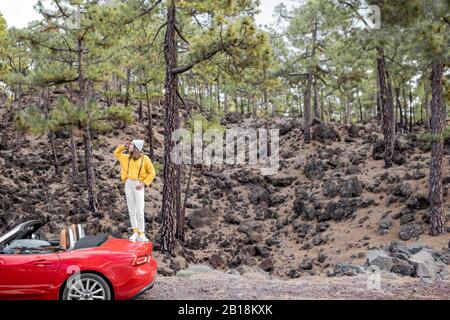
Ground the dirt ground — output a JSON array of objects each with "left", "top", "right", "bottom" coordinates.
[{"left": 139, "top": 266, "right": 450, "bottom": 300}]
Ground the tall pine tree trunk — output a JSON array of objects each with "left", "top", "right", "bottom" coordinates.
[
  {"left": 304, "top": 71, "right": 313, "bottom": 143},
  {"left": 124, "top": 68, "right": 131, "bottom": 108},
  {"left": 43, "top": 88, "right": 58, "bottom": 174},
  {"left": 145, "top": 84, "right": 155, "bottom": 159},
  {"left": 160, "top": 1, "right": 180, "bottom": 255},
  {"left": 395, "top": 87, "right": 403, "bottom": 133},
  {"left": 78, "top": 38, "right": 97, "bottom": 213},
  {"left": 224, "top": 93, "right": 228, "bottom": 114},
  {"left": 176, "top": 163, "right": 193, "bottom": 241},
  {"left": 376, "top": 72, "right": 382, "bottom": 121},
  {"left": 138, "top": 70, "right": 144, "bottom": 122},
  {"left": 69, "top": 127, "right": 78, "bottom": 181},
  {"left": 376, "top": 47, "right": 395, "bottom": 168},
  {"left": 424, "top": 80, "right": 431, "bottom": 130},
  {"left": 429, "top": 59, "right": 447, "bottom": 236},
  {"left": 409, "top": 85, "right": 413, "bottom": 132},
  {"left": 313, "top": 77, "right": 321, "bottom": 120},
  {"left": 357, "top": 91, "right": 363, "bottom": 123}
]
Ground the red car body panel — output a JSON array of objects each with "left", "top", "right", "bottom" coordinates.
[{"left": 0, "top": 238, "right": 157, "bottom": 300}]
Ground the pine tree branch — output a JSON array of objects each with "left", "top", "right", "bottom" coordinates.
[
  {"left": 54, "top": 0, "right": 70, "bottom": 18},
  {"left": 40, "top": 76, "right": 80, "bottom": 87},
  {"left": 123, "top": 0, "right": 163, "bottom": 25},
  {"left": 443, "top": 16, "right": 450, "bottom": 26},
  {"left": 176, "top": 89, "right": 192, "bottom": 118},
  {"left": 150, "top": 22, "right": 168, "bottom": 48},
  {"left": 337, "top": 0, "right": 371, "bottom": 28},
  {"left": 171, "top": 45, "right": 229, "bottom": 75},
  {"left": 171, "top": 26, "right": 250, "bottom": 75},
  {"left": 175, "top": 25, "right": 190, "bottom": 45}
]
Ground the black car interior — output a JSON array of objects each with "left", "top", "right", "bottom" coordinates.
[{"left": 0, "top": 222, "right": 109, "bottom": 254}]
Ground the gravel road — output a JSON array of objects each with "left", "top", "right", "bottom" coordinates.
[{"left": 139, "top": 267, "right": 450, "bottom": 300}]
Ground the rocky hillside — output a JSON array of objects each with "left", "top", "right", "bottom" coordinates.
[{"left": 0, "top": 100, "right": 449, "bottom": 281}]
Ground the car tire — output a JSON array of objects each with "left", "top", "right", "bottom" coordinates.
[{"left": 62, "top": 273, "right": 112, "bottom": 300}]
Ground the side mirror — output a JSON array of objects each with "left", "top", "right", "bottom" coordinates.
[{"left": 31, "top": 233, "right": 41, "bottom": 240}]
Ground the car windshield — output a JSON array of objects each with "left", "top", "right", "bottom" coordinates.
[
  {"left": 0, "top": 223, "right": 24, "bottom": 244},
  {"left": 1, "top": 239, "right": 54, "bottom": 255}
]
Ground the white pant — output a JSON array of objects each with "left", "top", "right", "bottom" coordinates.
[{"left": 125, "top": 179, "right": 145, "bottom": 233}]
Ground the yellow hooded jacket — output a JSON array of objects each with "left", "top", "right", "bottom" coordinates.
[{"left": 114, "top": 144, "right": 156, "bottom": 187}]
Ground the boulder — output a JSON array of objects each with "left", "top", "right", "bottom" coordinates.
[
  {"left": 299, "top": 258, "right": 314, "bottom": 271},
  {"left": 279, "top": 124, "right": 293, "bottom": 136},
  {"left": 366, "top": 249, "right": 394, "bottom": 271},
  {"left": 388, "top": 240, "right": 409, "bottom": 256},
  {"left": 328, "top": 263, "right": 361, "bottom": 277},
  {"left": 413, "top": 170, "right": 426, "bottom": 180},
  {"left": 390, "top": 182, "right": 412, "bottom": 199},
  {"left": 407, "top": 243, "right": 428, "bottom": 255},
  {"left": 372, "top": 139, "right": 405, "bottom": 162},
  {"left": 378, "top": 217, "right": 393, "bottom": 235},
  {"left": 405, "top": 193, "right": 430, "bottom": 210},
  {"left": 249, "top": 186, "right": 271, "bottom": 206},
  {"left": 393, "top": 153, "right": 407, "bottom": 166},
  {"left": 223, "top": 212, "right": 241, "bottom": 225},
  {"left": 228, "top": 255, "right": 243, "bottom": 268},
  {"left": 292, "top": 197, "right": 305, "bottom": 218},
  {"left": 347, "top": 124, "right": 361, "bottom": 138},
  {"left": 209, "top": 254, "right": 225, "bottom": 268},
  {"left": 409, "top": 250, "right": 437, "bottom": 278},
  {"left": 439, "top": 253, "right": 450, "bottom": 265},
  {"left": 230, "top": 169, "right": 263, "bottom": 184},
  {"left": 237, "top": 220, "right": 264, "bottom": 243},
  {"left": 390, "top": 258, "right": 415, "bottom": 276},
  {"left": 312, "top": 122, "right": 341, "bottom": 143},
  {"left": 400, "top": 213, "right": 415, "bottom": 225},
  {"left": 399, "top": 222, "right": 424, "bottom": 241},
  {"left": 187, "top": 207, "right": 216, "bottom": 229},
  {"left": 339, "top": 177, "right": 363, "bottom": 198},
  {"left": 259, "top": 258, "right": 274, "bottom": 272},
  {"left": 323, "top": 179, "right": 341, "bottom": 198},
  {"left": 254, "top": 245, "right": 270, "bottom": 258},
  {"left": 319, "top": 199, "right": 359, "bottom": 222},
  {"left": 293, "top": 222, "right": 312, "bottom": 238},
  {"left": 265, "top": 175, "right": 296, "bottom": 187},
  {"left": 304, "top": 159, "right": 325, "bottom": 180},
  {"left": 293, "top": 196, "right": 318, "bottom": 221},
  {"left": 372, "top": 140, "right": 385, "bottom": 160}
]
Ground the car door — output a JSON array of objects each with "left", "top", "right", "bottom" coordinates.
[{"left": 0, "top": 253, "right": 61, "bottom": 299}]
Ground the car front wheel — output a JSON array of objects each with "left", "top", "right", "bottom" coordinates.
[{"left": 62, "top": 273, "right": 112, "bottom": 300}]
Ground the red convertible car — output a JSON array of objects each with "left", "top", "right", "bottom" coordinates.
[{"left": 0, "top": 220, "right": 157, "bottom": 300}]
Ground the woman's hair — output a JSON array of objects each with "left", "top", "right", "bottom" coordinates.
[{"left": 131, "top": 148, "right": 142, "bottom": 160}]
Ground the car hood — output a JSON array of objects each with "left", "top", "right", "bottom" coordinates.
[{"left": 0, "top": 220, "right": 44, "bottom": 246}]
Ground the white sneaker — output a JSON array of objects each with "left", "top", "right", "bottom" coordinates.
[
  {"left": 129, "top": 233, "right": 139, "bottom": 242},
  {"left": 137, "top": 235, "right": 149, "bottom": 242}
]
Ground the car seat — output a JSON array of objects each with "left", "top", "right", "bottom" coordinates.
[
  {"left": 70, "top": 224, "right": 86, "bottom": 241},
  {"left": 59, "top": 229, "right": 69, "bottom": 249},
  {"left": 77, "top": 224, "right": 86, "bottom": 239},
  {"left": 59, "top": 228, "right": 76, "bottom": 250}
]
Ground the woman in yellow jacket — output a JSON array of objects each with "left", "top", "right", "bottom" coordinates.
[{"left": 114, "top": 140, "right": 156, "bottom": 242}]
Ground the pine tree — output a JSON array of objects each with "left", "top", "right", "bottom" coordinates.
[
  {"left": 158, "top": 0, "right": 272, "bottom": 255},
  {"left": 25, "top": 0, "right": 139, "bottom": 212}
]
